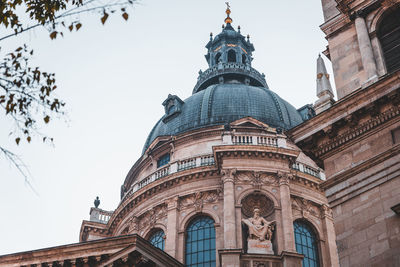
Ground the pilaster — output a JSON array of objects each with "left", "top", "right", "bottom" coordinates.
[
  {"left": 278, "top": 172, "right": 296, "bottom": 252},
  {"left": 321, "top": 204, "right": 340, "bottom": 267},
  {"left": 221, "top": 169, "right": 237, "bottom": 249},
  {"left": 165, "top": 196, "right": 179, "bottom": 258}
]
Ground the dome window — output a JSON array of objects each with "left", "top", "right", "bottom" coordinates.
[
  {"left": 162, "top": 94, "right": 184, "bottom": 123},
  {"left": 228, "top": 49, "right": 237, "bottom": 62},
  {"left": 215, "top": 52, "right": 222, "bottom": 64},
  {"left": 157, "top": 153, "right": 170, "bottom": 168},
  {"left": 242, "top": 54, "right": 247, "bottom": 64}
]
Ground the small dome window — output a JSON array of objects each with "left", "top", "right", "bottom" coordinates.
[
  {"left": 157, "top": 153, "right": 170, "bottom": 168},
  {"left": 162, "top": 94, "right": 184, "bottom": 123},
  {"left": 228, "top": 49, "right": 236, "bottom": 62},
  {"left": 215, "top": 52, "right": 222, "bottom": 64}
]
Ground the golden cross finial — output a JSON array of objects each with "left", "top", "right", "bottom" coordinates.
[{"left": 224, "top": 2, "right": 232, "bottom": 24}]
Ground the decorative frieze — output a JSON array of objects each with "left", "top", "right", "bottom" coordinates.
[
  {"left": 179, "top": 189, "right": 222, "bottom": 211},
  {"left": 291, "top": 196, "right": 323, "bottom": 219},
  {"left": 138, "top": 204, "right": 167, "bottom": 231},
  {"left": 235, "top": 171, "right": 279, "bottom": 188}
]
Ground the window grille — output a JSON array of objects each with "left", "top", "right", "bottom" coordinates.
[
  {"left": 185, "top": 216, "right": 216, "bottom": 267},
  {"left": 294, "top": 220, "right": 320, "bottom": 267}
]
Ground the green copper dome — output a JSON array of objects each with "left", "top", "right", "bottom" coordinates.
[
  {"left": 142, "top": 83, "right": 304, "bottom": 153},
  {"left": 142, "top": 9, "right": 305, "bottom": 153}
]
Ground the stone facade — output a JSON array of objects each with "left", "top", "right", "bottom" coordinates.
[
  {"left": 289, "top": 0, "right": 400, "bottom": 266},
  {"left": 1, "top": 1, "right": 400, "bottom": 267},
  {"left": 77, "top": 117, "right": 338, "bottom": 267}
]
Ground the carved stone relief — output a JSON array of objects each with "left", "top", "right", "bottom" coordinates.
[
  {"left": 241, "top": 193, "right": 275, "bottom": 218},
  {"left": 291, "top": 196, "right": 322, "bottom": 218},
  {"left": 235, "top": 171, "right": 279, "bottom": 188},
  {"left": 138, "top": 204, "right": 167, "bottom": 231},
  {"left": 179, "top": 189, "right": 222, "bottom": 211}
]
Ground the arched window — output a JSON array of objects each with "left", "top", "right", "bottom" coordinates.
[
  {"left": 148, "top": 229, "right": 165, "bottom": 250},
  {"left": 294, "top": 220, "right": 320, "bottom": 267},
  {"left": 227, "top": 50, "right": 236, "bottom": 62},
  {"left": 185, "top": 216, "right": 216, "bottom": 267},
  {"left": 378, "top": 7, "right": 400, "bottom": 73},
  {"left": 215, "top": 53, "right": 221, "bottom": 64},
  {"left": 242, "top": 54, "right": 247, "bottom": 64}
]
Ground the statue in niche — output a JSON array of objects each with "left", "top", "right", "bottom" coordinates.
[
  {"left": 242, "top": 208, "right": 275, "bottom": 254},
  {"left": 242, "top": 208, "right": 274, "bottom": 241}
]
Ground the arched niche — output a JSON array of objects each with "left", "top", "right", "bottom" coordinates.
[
  {"left": 237, "top": 187, "right": 280, "bottom": 208},
  {"left": 240, "top": 192, "right": 277, "bottom": 254}
]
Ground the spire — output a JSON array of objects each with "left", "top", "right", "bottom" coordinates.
[
  {"left": 224, "top": 2, "right": 232, "bottom": 25},
  {"left": 314, "top": 55, "right": 335, "bottom": 114}
]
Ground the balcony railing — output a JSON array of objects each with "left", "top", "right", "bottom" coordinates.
[
  {"left": 229, "top": 134, "right": 281, "bottom": 147},
  {"left": 122, "top": 154, "right": 216, "bottom": 202},
  {"left": 193, "top": 62, "right": 268, "bottom": 93},
  {"left": 291, "top": 162, "right": 324, "bottom": 179},
  {"left": 121, "top": 134, "right": 290, "bottom": 202},
  {"left": 89, "top": 208, "right": 113, "bottom": 224}
]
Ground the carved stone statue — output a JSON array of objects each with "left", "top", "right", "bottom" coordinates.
[
  {"left": 242, "top": 208, "right": 275, "bottom": 254},
  {"left": 242, "top": 208, "right": 274, "bottom": 241}
]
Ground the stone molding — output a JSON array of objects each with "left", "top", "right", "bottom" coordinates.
[
  {"left": 108, "top": 168, "right": 217, "bottom": 234},
  {"left": 315, "top": 105, "right": 400, "bottom": 158}
]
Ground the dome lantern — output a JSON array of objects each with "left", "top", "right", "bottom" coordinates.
[{"left": 196, "top": 3, "right": 267, "bottom": 94}]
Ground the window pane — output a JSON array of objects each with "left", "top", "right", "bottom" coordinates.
[
  {"left": 148, "top": 230, "right": 165, "bottom": 251},
  {"left": 293, "top": 221, "right": 320, "bottom": 267},
  {"left": 185, "top": 216, "right": 216, "bottom": 267}
]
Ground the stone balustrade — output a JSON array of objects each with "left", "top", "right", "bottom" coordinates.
[
  {"left": 291, "top": 162, "right": 324, "bottom": 180},
  {"left": 89, "top": 207, "right": 113, "bottom": 224},
  {"left": 122, "top": 154, "right": 216, "bottom": 202},
  {"left": 231, "top": 134, "right": 282, "bottom": 147},
  {"left": 193, "top": 62, "right": 268, "bottom": 93},
  {"left": 121, "top": 134, "right": 293, "bottom": 202}
]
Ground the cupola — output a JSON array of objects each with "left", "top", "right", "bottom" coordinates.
[{"left": 193, "top": 3, "right": 268, "bottom": 94}]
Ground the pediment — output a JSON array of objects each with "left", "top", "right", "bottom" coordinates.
[
  {"left": 146, "top": 136, "right": 172, "bottom": 153},
  {"left": 230, "top": 117, "right": 276, "bottom": 132}
]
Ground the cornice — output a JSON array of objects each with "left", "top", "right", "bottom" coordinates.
[
  {"left": 213, "top": 145, "right": 300, "bottom": 168},
  {"left": 108, "top": 166, "right": 218, "bottom": 234},
  {"left": 315, "top": 105, "right": 400, "bottom": 158},
  {"left": 288, "top": 71, "right": 400, "bottom": 144}
]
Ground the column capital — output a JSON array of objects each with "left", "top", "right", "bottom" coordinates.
[
  {"left": 221, "top": 168, "right": 237, "bottom": 183},
  {"left": 165, "top": 195, "right": 179, "bottom": 210},
  {"left": 321, "top": 204, "right": 334, "bottom": 219},
  {"left": 277, "top": 171, "right": 291, "bottom": 186}
]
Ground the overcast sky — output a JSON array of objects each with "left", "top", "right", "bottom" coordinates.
[{"left": 0, "top": 0, "right": 334, "bottom": 255}]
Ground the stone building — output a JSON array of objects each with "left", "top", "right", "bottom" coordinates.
[{"left": 1, "top": 1, "right": 399, "bottom": 267}]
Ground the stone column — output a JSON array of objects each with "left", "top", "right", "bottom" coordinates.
[
  {"left": 221, "top": 169, "right": 237, "bottom": 248},
  {"left": 355, "top": 13, "right": 378, "bottom": 82},
  {"left": 321, "top": 204, "right": 340, "bottom": 267},
  {"left": 278, "top": 172, "right": 296, "bottom": 252},
  {"left": 165, "top": 196, "right": 179, "bottom": 258}
]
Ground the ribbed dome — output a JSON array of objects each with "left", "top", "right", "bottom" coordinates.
[{"left": 142, "top": 84, "right": 304, "bottom": 153}]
